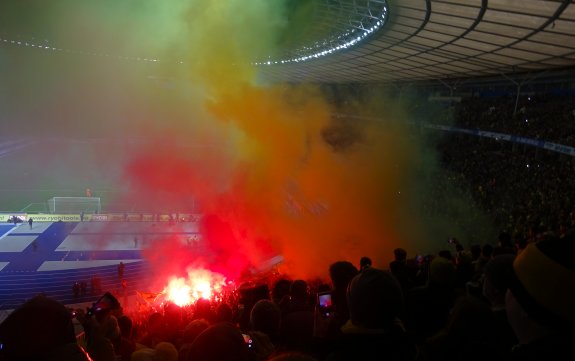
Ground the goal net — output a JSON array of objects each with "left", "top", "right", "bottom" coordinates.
[{"left": 47, "top": 197, "right": 101, "bottom": 214}]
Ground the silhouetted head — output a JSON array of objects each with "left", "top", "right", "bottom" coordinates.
[
  {"left": 359, "top": 256, "right": 372, "bottom": 270},
  {"left": 393, "top": 248, "right": 407, "bottom": 261},
  {"left": 0, "top": 295, "right": 88, "bottom": 360},
  {"left": 329, "top": 261, "right": 359, "bottom": 290},
  {"left": 347, "top": 267, "right": 403, "bottom": 329},
  {"left": 188, "top": 323, "right": 254, "bottom": 361},
  {"left": 507, "top": 232, "right": 575, "bottom": 330}
]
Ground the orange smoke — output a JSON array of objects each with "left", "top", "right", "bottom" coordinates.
[{"left": 117, "top": 2, "right": 421, "bottom": 284}]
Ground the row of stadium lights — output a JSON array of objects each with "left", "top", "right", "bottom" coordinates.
[
  {"left": 0, "top": 4, "right": 388, "bottom": 67},
  {"left": 0, "top": 37, "right": 161, "bottom": 63},
  {"left": 253, "top": 6, "right": 389, "bottom": 66}
]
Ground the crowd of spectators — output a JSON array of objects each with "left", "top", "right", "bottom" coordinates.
[
  {"left": 0, "top": 230, "right": 573, "bottom": 361},
  {"left": 440, "top": 135, "right": 574, "bottom": 237},
  {"left": 1, "top": 92, "right": 574, "bottom": 360},
  {"left": 452, "top": 94, "right": 575, "bottom": 146},
  {"left": 418, "top": 92, "right": 575, "bottom": 147},
  {"left": 433, "top": 94, "right": 575, "bottom": 240}
]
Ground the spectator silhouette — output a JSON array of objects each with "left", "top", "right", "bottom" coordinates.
[
  {"left": 116, "top": 315, "right": 136, "bottom": 361},
  {"left": 454, "top": 250, "right": 475, "bottom": 289},
  {"left": 506, "top": 231, "right": 575, "bottom": 360},
  {"left": 514, "top": 235, "right": 528, "bottom": 254},
  {"left": 237, "top": 284, "right": 270, "bottom": 332},
  {"left": 249, "top": 299, "right": 280, "bottom": 360},
  {"left": 156, "top": 341, "right": 179, "bottom": 361},
  {"left": 139, "top": 312, "right": 165, "bottom": 349},
  {"left": 178, "top": 319, "right": 210, "bottom": 361},
  {"left": 251, "top": 300, "right": 281, "bottom": 338},
  {"left": 73, "top": 282, "right": 81, "bottom": 298},
  {"left": 118, "top": 261, "right": 125, "bottom": 279},
  {"left": 271, "top": 279, "right": 292, "bottom": 305},
  {"left": 215, "top": 303, "right": 234, "bottom": 324},
  {"left": 278, "top": 281, "right": 314, "bottom": 354},
  {"left": 420, "top": 295, "right": 505, "bottom": 361},
  {"left": 86, "top": 314, "right": 120, "bottom": 361},
  {"left": 163, "top": 303, "right": 185, "bottom": 345},
  {"left": 482, "top": 254, "right": 518, "bottom": 353},
  {"left": 193, "top": 298, "right": 216, "bottom": 324},
  {"left": 187, "top": 322, "right": 256, "bottom": 361},
  {"left": 325, "top": 267, "right": 416, "bottom": 361},
  {"left": 91, "top": 275, "right": 102, "bottom": 295},
  {"left": 324, "top": 261, "right": 358, "bottom": 338},
  {"left": 82, "top": 292, "right": 122, "bottom": 361},
  {"left": 494, "top": 231, "right": 516, "bottom": 256},
  {"left": 473, "top": 244, "right": 494, "bottom": 280},
  {"left": 0, "top": 295, "right": 92, "bottom": 360},
  {"left": 132, "top": 342, "right": 178, "bottom": 361},
  {"left": 359, "top": 256, "right": 372, "bottom": 271},
  {"left": 389, "top": 248, "right": 411, "bottom": 292},
  {"left": 280, "top": 280, "right": 312, "bottom": 314},
  {"left": 406, "top": 256, "right": 458, "bottom": 343}
]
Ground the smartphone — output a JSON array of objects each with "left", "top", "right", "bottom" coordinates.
[
  {"left": 317, "top": 291, "right": 334, "bottom": 318},
  {"left": 89, "top": 292, "right": 120, "bottom": 315},
  {"left": 317, "top": 291, "right": 333, "bottom": 308},
  {"left": 314, "top": 291, "right": 334, "bottom": 338},
  {"left": 242, "top": 333, "right": 253, "bottom": 348}
]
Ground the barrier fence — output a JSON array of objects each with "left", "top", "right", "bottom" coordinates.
[
  {"left": 425, "top": 124, "right": 575, "bottom": 157},
  {"left": 0, "top": 213, "right": 201, "bottom": 223}
]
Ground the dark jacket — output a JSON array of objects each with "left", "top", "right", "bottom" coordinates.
[{"left": 325, "top": 321, "right": 417, "bottom": 361}]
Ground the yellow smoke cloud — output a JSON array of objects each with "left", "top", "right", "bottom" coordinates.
[
  {"left": 0, "top": 1, "right": 493, "bottom": 281},
  {"left": 149, "top": 1, "right": 424, "bottom": 278}
]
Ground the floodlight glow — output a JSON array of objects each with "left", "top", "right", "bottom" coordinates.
[
  {"left": 252, "top": 0, "right": 389, "bottom": 66},
  {"left": 0, "top": 35, "right": 164, "bottom": 64}
]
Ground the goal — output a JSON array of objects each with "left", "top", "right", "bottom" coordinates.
[{"left": 47, "top": 197, "right": 101, "bottom": 214}]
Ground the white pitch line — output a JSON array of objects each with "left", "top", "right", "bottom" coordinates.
[{"left": 37, "top": 259, "right": 141, "bottom": 271}]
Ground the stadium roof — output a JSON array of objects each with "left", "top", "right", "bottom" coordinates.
[{"left": 257, "top": 0, "right": 575, "bottom": 84}]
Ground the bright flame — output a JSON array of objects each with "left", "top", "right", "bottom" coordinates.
[
  {"left": 191, "top": 279, "right": 212, "bottom": 300},
  {"left": 166, "top": 278, "right": 192, "bottom": 307},
  {"left": 163, "top": 268, "right": 227, "bottom": 307}
]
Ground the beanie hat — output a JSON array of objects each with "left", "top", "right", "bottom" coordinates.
[
  {"left": 346, "top": 267, "right": 403, "bottom": 329},
  {"left": 509, "top": 234, "right": 575, "bottom": 327}
]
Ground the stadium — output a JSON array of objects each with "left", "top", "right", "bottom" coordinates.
[{"left": 0, "top": 1, "right": 574, "bottom": 360}]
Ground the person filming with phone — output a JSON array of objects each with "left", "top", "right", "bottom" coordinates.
[{"left": 314, "top": 261, "right": 359, "bottom": 342}]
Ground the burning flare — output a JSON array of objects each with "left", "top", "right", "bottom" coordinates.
[{"left": 163, "top": 268, "right": 227, "bottom": 307}]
